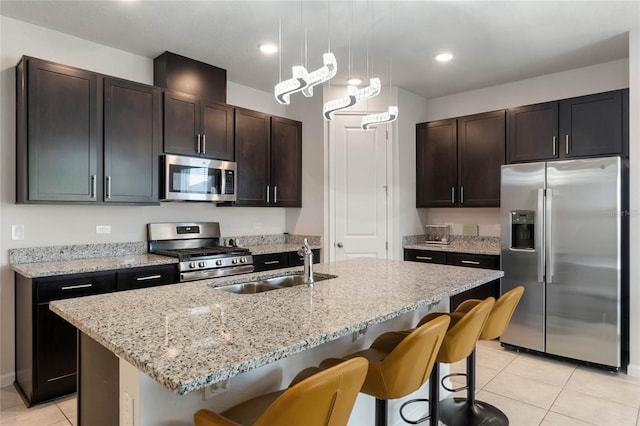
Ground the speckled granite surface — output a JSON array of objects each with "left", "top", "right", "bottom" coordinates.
[
  {"left": 223, "top": 234, "right": 321, "bottom": 249},
  {"left": 403, "top": 235, "right": 500, "bottom": 256},
  {"left": 246, "top": 243, "right": 322, "bottom": 255},
  {"left": 50, "top": 258, "right": 503, "bottom": 395},
  {"left": 9, "top": 242, "right": 148, "bottom": 264},
  {"left": 11, "top": 254, "right": 178, "bottom": 278}
]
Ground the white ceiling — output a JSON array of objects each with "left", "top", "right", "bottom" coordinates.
[{"left": 1, "top": 0, "right": 639, "bottom": 99}]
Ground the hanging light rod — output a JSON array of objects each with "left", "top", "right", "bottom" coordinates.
[
  {"left": 361, "top": 106, "right": 399, "bottom": 129},
  {"left": 302, "top": 52, "right": 337, "bottom": 97},
  {"left": 274, "top": 65, "right": 309, "bottom": 104}
]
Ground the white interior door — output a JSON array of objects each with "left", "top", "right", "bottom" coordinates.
[{"left": 330, "top": 114, "right": 388, "bottom": 260}]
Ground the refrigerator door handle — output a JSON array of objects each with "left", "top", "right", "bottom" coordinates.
[
  {"left": 537, "top": 188, "right": 545, "bottom": 283},
  {"left": 545, "top": 188, "right": 553, "bottom": 283}
]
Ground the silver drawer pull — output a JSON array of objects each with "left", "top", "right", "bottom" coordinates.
[
  {"left": 416, "top": 256, "right": 433, "bottom": 260},
  {"left": 264, "top": 260, "right": 280, "bottom": 265},
  {"left": 60, "top": 283, "right": 93, "bottom": 291},
  {"left": 136, "top": 275, "right": 162, "bottom": 281},
  {"left": 461, "top": 260, "right": 481, "bottom": 265},
  {"left": 47, "top": 372, "right": 76, "bottom": 382}
]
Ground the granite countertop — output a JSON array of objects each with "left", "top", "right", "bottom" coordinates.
[
  {"left": 11, "top": 254, "right": 178, "bottom": 278},
  {"left": 245, "top": 243, "right": 321, "bottom": 255},
  {"left": 50, "top": 258, "right": 503, "bottom": 395},
  {"left": 403, "top": 236, "right": 501, "bottom": 256}
]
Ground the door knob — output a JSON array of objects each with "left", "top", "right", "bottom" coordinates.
[{"left": 337, "top": 242, "right": 344, "bottom": 248}]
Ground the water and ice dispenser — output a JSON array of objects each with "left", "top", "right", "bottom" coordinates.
[{"left": 510, "top": 210, "right": 535, "bottom": 250}]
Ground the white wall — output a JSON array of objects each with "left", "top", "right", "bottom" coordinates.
[
  {"left": 0, "top": 16, "right": 315, "bottom": 385},
  {"left": 418, "top": 58, "right": 630, "bottom": 238}
]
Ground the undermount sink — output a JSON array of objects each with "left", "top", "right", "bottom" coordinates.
[{"left": 218, "top": 273, "right": 337, "bottom": 294}]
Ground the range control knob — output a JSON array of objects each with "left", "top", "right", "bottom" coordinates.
[
  {"left": 215, "top": 259, "right": 223, "bottom": 266},
  {"left": 189, "top": 262, "right": 196, "bottom": 269},
  {"left": 232, "top": 258, "right": 238, "bottom": 264},
  {"left": 198, "top": 261, "right": 206, "bottom": 268}
]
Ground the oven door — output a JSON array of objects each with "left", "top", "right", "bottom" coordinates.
[{"left": 162, "top": 154, "right": 236, "bottom": 202}]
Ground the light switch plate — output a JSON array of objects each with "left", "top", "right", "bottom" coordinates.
[
  {"left": 12, "top": 224, "right": 24, "bottom": 240},
  {"left": 96, "top": 225, "right": 111, "bottom": 234}
]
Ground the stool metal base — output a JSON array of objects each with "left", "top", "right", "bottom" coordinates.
[{"left": 440, "top": 397, "right": 509, "bottom": 426}]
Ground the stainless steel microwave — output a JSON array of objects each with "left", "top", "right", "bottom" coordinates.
[{"left": 161, "top": 154, "right": 237, "bottom": 202}]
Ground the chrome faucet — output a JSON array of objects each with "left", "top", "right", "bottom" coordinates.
[{"left": 298, "top": 238, "right": 314, "bottom": 286}]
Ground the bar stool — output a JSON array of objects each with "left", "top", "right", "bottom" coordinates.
[
  {"left": 319, "top": 315, "right": 451, "bottom": 426},
  {"left": 438, "top": 286, "right": 525, "bottom": 426},
  {"left": 193, "top": 356, "right": 368, "bottom": 426},
  {"left": 399, "top": 296, "right": 496, "bottom": 426}
]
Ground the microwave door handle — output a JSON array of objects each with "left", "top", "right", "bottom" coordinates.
[{"left": 537, "top": 188, "right": 545, "bottom": 283}]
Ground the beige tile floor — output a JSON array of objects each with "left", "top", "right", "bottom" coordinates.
[{"left": 0, "top": 340, "right": 638, "bottom": 425}]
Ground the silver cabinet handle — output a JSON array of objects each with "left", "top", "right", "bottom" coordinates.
[
  {"left": 136, "top": 275, "right": 162, "bottom": 281},
  {"left": 197, "top": 134, "right": 202, "bottom": 153},
  {"left": 266, "top": 185, "right": 270, "bottom": 203},
  {"left": 202, "top": 134, "right": 206, "bottom": 154},
  {"left": 337, "top": 242, "right": 344, "bottom": 248},
  {"left": 565, "top": 135, "right": 569, "bottom": 155},
  {"left": 274, "top": 186, "right": 277, "bottom": 203},
  {"left": 461, "top": 260, "right": 480, "bottom": 265},
  {"left": 61, "top": 283, "right": 93, "bottom": 291},
  {"left": 264, "top": 260, "right": 280, "bottom": 265},
  {"left": 416, "top": 256, "right": 433, "bottom": 260},
  {"left": 90, "top": 175, "right": 96, "bottom": 199},
  {"left": 451, "top": 187, "right": 455, "bottom": 204},
  {"left": 106, "top": 176, "right": 112, "bottom": 199},
  {"left": 460, "top": 186, "right": 464, "bottom": 204},
  {"left": 552, "top": 136, "right": 556, "bottom": 156}
]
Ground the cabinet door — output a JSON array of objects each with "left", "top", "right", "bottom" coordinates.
[
  {"left": 104, "top": 78, "right": 160, "bottom": 203},
  {"left": 416, "top": 120, "right": 457, "bottom": 207},
  {"left": 559, "top": 90, "right": 623, "bottom": 158},
  {"left": 234, "top": 108, "right": 270, "bottom": 206},
  {"left": 271, "top": 116, "right": 302, "bottom": 207},
  {"left": 457, "top": 110, "right": 505, "bottom": 207},
  {"left": 403, "top": 249, "right": 446, "bottom": 264},
  {"left": 116, "top": 265, "right": 177, "bottom": 290},
  {"left": 36, "top": 304, "right": 77, "bottom": 400},
  {"left": 163, "top": 91, "right": 200, "bottom": 156},
  {"left": 26, "top": 59, "right": 99, "bottom": 202},
  {"left": 253, "top": 252, "right": 289, "bottom": 272},
  {"left": 201, "top": 101, "right": 234, "bottom": 160},
  {"left": 507, "top": 102, "right": 558, "bottom": 163}
]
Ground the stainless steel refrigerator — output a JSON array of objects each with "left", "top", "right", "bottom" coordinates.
[{"left": 500, "top": 157, "right": 628, "bottom": 369}]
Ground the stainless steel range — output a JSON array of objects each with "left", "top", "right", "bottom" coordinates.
[{"left": 148, "top": 222, "right": 253, "bottom": 282}]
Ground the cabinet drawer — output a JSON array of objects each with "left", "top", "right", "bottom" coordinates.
[
  {"left": 116, "top": 265, "right": 177, "bottom": 291},
  {"left": 403, "top": 249, "right": 446, "bottom": 264},
  {"left": 253, "top": 253, "right": 289, "bottom": 272},
  {"left": 287, "top": 249, "right": 321, "bottom": 267},
  {"left": 446, "top": 253, "right": 499, "bottom": 270},
  {"left": 37, "top": 272, "right": 116, "bottom": 303}
]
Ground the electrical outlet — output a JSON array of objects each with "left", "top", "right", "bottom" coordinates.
[
  {"left": 96, "top": 225, "right": 111, "bottom": 234},
  {"left": 12, "top": 224, "right": 25, "bottom": 240},
  {"left": 253, "top": 222, "right": 262, "bottom": 229}
]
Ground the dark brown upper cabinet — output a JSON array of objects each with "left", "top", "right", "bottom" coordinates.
[
  {"left": 153, "top": 51, "right": 226, "bottom": 103},
  {"left": 416, "top": 111, "right": 505, "bottom": 208},
  {"left": 103, "top": 77, "right": 160, "bottom": 203},
  {"left": 507, "top": 90, "right": 628, "bottom": 163},
  {"left": 16, "top": 56, "right": 161, "bottom": 204},
  {"left": 234, "top": 109, "right": 302, "bottom": 207},
  {"left": 507, "top": 102, "right": 559, "bottom": 162},
  {"left": 162, "top": 91, "right": 234, "bottom": 160},
  {"left": 17, "top": 57, "right": 99, "bottom": 203}
]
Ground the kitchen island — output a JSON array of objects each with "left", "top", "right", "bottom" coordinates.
[{"left": 51, "top": 258, "right": 503, "bottom": 425}]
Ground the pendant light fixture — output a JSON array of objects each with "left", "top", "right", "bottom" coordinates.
[
  {"left": 323, "top": 85, "right": 358, "bottom": 120},
  {"left": 302, "top": 52, "right": 337, "bottom": 97}
]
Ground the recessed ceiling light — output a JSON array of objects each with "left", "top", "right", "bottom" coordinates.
[
  {"left": 435, "top": 52, "right": 454, "bottom": 62},
  {"left": 259, "top": 43, "right": 278, "bottom": 54},
  {"left": 347, "top": 77, "right": 362, "bottom": 85}
]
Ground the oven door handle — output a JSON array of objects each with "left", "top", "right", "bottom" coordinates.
[{"left": 180, "top": 265, "right": 254, "bottom": 282}]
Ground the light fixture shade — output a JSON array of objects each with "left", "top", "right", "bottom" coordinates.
[
  {"left": 354, "top": 77, "right": 381, "bottom": 102},
  {"left": 361, "top": 106, "right": 399, "bottom": 129},
  {"left": 302, "top": 52, "right": 337, "bottom": 97},
  {"left": 274, "top": 65, "right": 309, "bottom": 104},
  {"left": 323, "top": 86, "right": 358, "bottom": 120}
]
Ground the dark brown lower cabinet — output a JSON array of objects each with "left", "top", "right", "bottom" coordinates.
[
  {"left": 404, "top": 249, "right": 500, "bottom": 310},
  {"left": 253, "top": 249, "right": 321, "bottom": 272}
]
